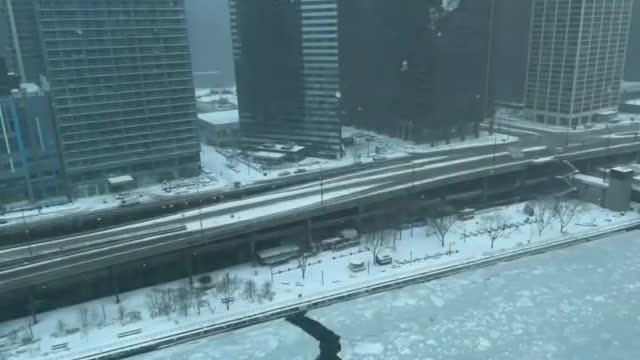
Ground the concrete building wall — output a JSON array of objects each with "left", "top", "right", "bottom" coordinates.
[
  {"left": 525, "top": 0, "right": 633, "bottom": 127},
  {"left": 605, "top": 168, "right": 634, "bottom": 211},
  {"left": 36, "top": 0, "right": 200, "bottom": 195}
]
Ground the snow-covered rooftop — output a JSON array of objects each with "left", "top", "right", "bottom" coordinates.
[
  {"left": 198, "top": 110, "right": 239, "bottom": 126},
  {"left": 574, "top": 173, "right": 608, "bottom": 188},
  {"left": 194, "top": 88, "right": 211, "bottom": 98},
  {"left": 625, "top": 98, "right": 640, "bottom": 106},
  {"left": 255, "top": 144, "right": 306, "bottom": 153},
  {"left": 250, "top": 151, "right": 287, "bottom": 160}
]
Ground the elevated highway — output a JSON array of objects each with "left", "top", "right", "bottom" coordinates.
[{"left": 0, "top": 146, "right": 561, "bottom": 292}]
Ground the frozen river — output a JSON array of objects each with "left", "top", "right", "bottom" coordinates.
[{"left": 133, "top": 230, "right": 640, "bottom": 360}]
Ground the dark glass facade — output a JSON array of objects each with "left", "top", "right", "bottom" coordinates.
[
  {"left": 341, "top": 0, "right": 495, "bottom": 142},
  {"left": 0, "top": 87, "right": 64, "bottom": 204},
  {"left": 0, "top": 0, "right": 45, "bottom": 83},
  {"left": 231, "top": 0, "right": 495, "bottom": 154},
  {"left": 0, "top": 57, "right": 8, "bottom": 96},
  {"left": 624, "top": 0, "right": 640, "bottom": 81},
  {"left": 230, "top": 0, "right": 341, "bottom": 158}
]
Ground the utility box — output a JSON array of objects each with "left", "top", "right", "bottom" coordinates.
[{"left": 604, "top": 167, "right": 634, "bottom": 212}]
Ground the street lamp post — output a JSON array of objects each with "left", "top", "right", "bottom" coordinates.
[
  {"left": 604, "top": 124, "right": 612, "bottom": 182},
  {"left": 320, "top": 176, "right": 324, "bottom": 205},
  {"left": 21, "top": 208, "right": 32, "bottom": 257},
  {"left": 491, "top": 132, "right": 498, "bottom": 168}
]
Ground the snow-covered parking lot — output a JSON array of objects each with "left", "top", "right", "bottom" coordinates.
[{"left": 1, "top": 200, "right": 638, "bottom": 360}]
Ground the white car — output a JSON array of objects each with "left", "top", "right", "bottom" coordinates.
[{"left": 349, "top": 260, "right": 366, "bottom": 272}]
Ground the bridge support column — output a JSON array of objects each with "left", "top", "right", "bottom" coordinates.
[
  {"left": 356, "top": 204, "right": 364, "bottom": 230},
  {"left": 517, "top": 170, "right": 526, "bottom": 196},
  {"left": 28, "top": 287, "right": 38, "bottom": 324},
  {"left": 185, "top": 251, "right": 193, "bottom": 287},
  {"left": 249, "top": 239, "right": 257, "bottom": 265},
  {"left": 306, "top": 219, "right": 313, "bottom": 248},
  {"left": 109, "top": 266, "right": 120, "bottom": 304},
  {"left": 482, "top": 177, "right": 490, "bottom": 201}
]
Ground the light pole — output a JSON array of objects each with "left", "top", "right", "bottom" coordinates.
[
  {"left": 21, "top": 208, "right": 32, "bottom": 257},
  {"left": 604, "top": 124, "right": 612, "bottom": 182},
  {"left": 197, "top": 180, "right": 204, "bottom": 237},
  {"left": 320, "top": 176, "right": 324, "bottom": 205},
  {"left": 491, "top": 132, "right": 498, "bottom": 168}
]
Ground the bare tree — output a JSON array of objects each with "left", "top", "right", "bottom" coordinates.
[
  {"left": 555, "top": 199, "right": 582, "bottom": 233},
  {"left": 259, "top": 280, "right": 275, "bottom": 302},
  {"left": 175, "top": 287, "right": 195, "bottom": 317},
  {"left": 117, "top": 304, "right": 127, "bottom": 324},
  {"left": 365, "top": 231, "right": 386, "bottom": 264},
  {"left": 146, "top": 289, "right": 173, "bottom": 319},
  {"left": 532, "top": 199, "right": 557, "bottom": 236},
  {"left": 296, "top": 251, "right": 311, "bottom": 279},
  {"left": 56, "top": 319, "right": 66, "bottom": 337},
  {"left": 242, "top": 279, "right": 258, "bottom": 302},
  {"left": 428, "top": 215, "right": 457, "bottom": 248},
  {"left": 481, "top": 214, "right": 509, "bottom": 249},
  {"left": 348, "top": 145, "right": 362, "bottom": 164},
  {"left": 78, "top": 307, "right": 90, "bottom": 337},
  {"left": 218, "top": 273, "right": 241, "bottom": 311}
]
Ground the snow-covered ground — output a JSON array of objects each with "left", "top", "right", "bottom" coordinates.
[
  {"left": 1, "top": 127, "right": 517, "bottom": 228},
  {"left": 1, "top": 200, "right": 637, "bottom": 360},
  {"left": 201, "top": 127, "right": 517, "bottom": 186},
  {"left": 0, "top": 174, "right": 225, "bottom": 227},
  {"left": 496, "top": 107, "right": 640, "bottom": 133},
  {"left": 126, "top": 223, "right": 640, "bottom": 360},
  {"left": 343, "top": 126, "right": 517, "bottom": 156}
]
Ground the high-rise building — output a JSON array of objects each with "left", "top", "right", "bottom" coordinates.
[
  {"left": 230, "top": 0, "right": 495, "bottom": 156},
  {"left": 35, "top": 0, "right": 200, "bottom": 196},
  {"left": 230, "top": 0, "right": 341, "bottom": 158},
  {"left": 0, "top": 0, "right": 45, "bottom": 83},
  {"left": 340, "top": 0, "right": 495, "bottom": 142},
  {"left": 524, "top": 0, "right": 634, "bottom": 127},
  {"left": 0, "top": 84, "right": 64, "bottom": 204},
  {"left": 0, "top": 57, "right": 8, "bottom": 96},
  {"left": 493, "top": 0, "right": 533, "bottom": 104}
]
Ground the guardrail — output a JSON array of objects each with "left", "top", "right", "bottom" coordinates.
[{"left": 44, "top": 219, "right": 640, "bottom": 360}]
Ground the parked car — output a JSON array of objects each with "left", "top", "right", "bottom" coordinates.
[
  {"left": 349, "top": 260, "right": 366, "bottom": 272},
  {"left": 294, "top": 168, "right": 307, "bottom": 174},
  {"left": 375, "top": 254, "right": 393, "bottom": 266},
  {"left": 373, "top": 155, "right": 387, "bottom": 161},
  {"left": 278, "top": 171, "right": 291, "bottom": 177},
  {"left": 234, "top": 181, "right": 242, "bottom": 189}
]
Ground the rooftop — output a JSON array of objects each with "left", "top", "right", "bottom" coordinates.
[
  {"left": 198, "top": 110, "right": 239, "bottom": 126},
  {"left": 250, "top": 151, "right": 287, "bottom": 160},
  {"left": 255, "top": 144, "right": 306, "bottom": 153},
  {"left": 574, "top": 173, "right": 608, "bottom": 189}
]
